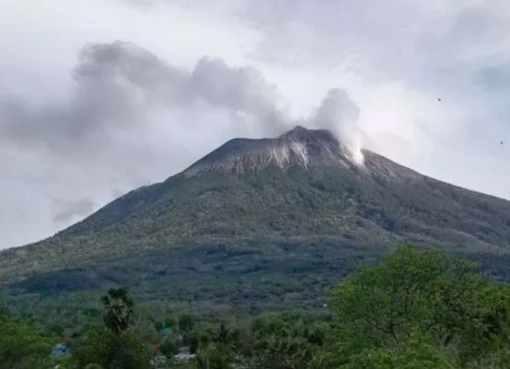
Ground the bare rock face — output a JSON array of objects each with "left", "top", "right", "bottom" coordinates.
[
  {"left": 182, "top": 126, "right": 352, "bottom": 176},
  {"left": 182, "top": 126, "right": 421, "bottom": 183}
]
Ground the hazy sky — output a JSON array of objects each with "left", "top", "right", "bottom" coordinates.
[{"left": 1, "top": 0, "right": 510, "bottom": 249}]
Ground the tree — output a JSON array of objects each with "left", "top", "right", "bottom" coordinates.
[
  {"left": 0, "top": 314, "right": 52, "bottom": 369},
  {"left": 101, "top": 288, "right": 134, "bottom": 336},
  {"left": 249, "top": 313, "right": 329, "bottom": 369},
  {"left": 159, "top": 336, "right": 180, "bottom": 357},
  {"left": 179, "top": 313, "right": 195, "bottom": 333},
  {"left": 71, "top": 288, "right": 151, "bottom": 369},
  {"left": 164, "top": 316, "right": 177, "bottom": 329},
  {"left": 340, "top": 333, "right": 454, "bottom": 369},
  {"left": 196, "top": 343, "right": 231, "bottom": 369},
  {"left": 217, "top": 323, "right": 229, "bottom": 346},
  {"left": 130, "top": 318, "right": 158, "bottom": 345},
  {"left": 328, "top": 243, "right": 510, "bottom": 368},
  {"left": 73, "top": 326, "right": 150, "bottom": 369}
]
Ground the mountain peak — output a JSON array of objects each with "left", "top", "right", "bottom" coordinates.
[
  {"left": 182, "top": 126, "right": 349, "bottom": 176},
  {"left": 279, "top": 125, "right": 312, "bottom": 138},
  {"left": 279, "top": 125, "right": 339, "bottom": 144}
]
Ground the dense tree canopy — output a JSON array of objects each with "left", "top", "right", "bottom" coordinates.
[
  {"left": 0, "top": 310, "right": 52, "bottom": 369},
  {"left": 4, "top": 243, "right": 510, "bottom": 369},
  {"left": 329, "top": 244, "right": 510, "bottom": 368}
]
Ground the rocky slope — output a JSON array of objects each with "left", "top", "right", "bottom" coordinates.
[{"left": 182, "top": 126, "right": 349, "bottom": 175}]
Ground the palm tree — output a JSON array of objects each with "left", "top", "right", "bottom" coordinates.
[{"left": 101, "top": 288, "right": 134, "bottom": 335}]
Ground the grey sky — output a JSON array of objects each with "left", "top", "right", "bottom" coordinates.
[{"left": 0, "top": 0, "right": 509, "bottom": 249}]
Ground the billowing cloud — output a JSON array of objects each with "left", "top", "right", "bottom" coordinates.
[
  {"left": 0, "top": 42, "right": 293, "bottom": 151},
  {"left": 0, "top": 41, "right": 360, "bottom": 160},
  {"left": 188, "top": 57, "right": 289, "bottom": 135},
  {"left": 0, "top": 41, "right": 188, "bottom": 153}
]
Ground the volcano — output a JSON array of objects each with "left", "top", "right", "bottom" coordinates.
[{"left": 2, "top": 126, "right": 510, "bottom": 284}]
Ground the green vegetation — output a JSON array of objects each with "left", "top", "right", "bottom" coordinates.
[
  {"left": 3, "top": 150, "right": 510, "bottom": 282},
  {"left": 0, "top": 307, "right": 52, "bottom": 369},
  {"left": 4, "top": 244, "right": 510, "bottom": 368},
  {"left": 101, "top": 287, "right": 134, "bottom": 335},
  {"left": 4, "top": 241, "right": 381, "bottom": 322},
  {"left": 6, "top": 240, "right": 510, "bottom": 334},
  {"left": 330, "top": 244, "right": 510, "bottom": 368},
  {"left": 3, "top": 137, "right": 510, "bottom": 327}
]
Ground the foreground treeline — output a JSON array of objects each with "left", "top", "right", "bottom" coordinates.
[{"left": 3, "top": 243, "right": 510, "bottom": 368}]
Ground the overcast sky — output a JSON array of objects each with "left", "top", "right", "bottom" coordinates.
[{"left": 1, "top": 0, "right": 510, "bottom": 249}]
